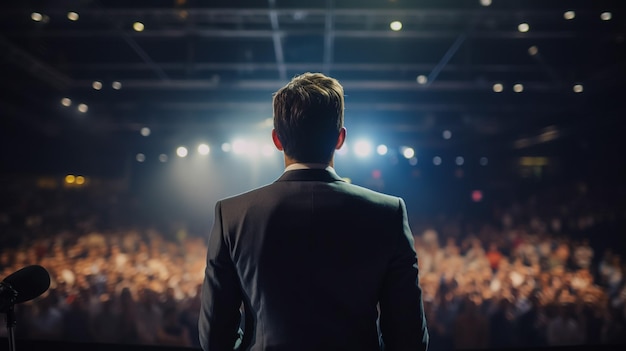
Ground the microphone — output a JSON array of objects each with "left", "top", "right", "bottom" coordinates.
[{"left": 0, "top": 265, "right": 51, "bottom": 310}]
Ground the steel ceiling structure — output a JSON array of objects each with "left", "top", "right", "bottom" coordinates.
[{"left": 0, "top": 0, "right": 625, "bottom": 174}]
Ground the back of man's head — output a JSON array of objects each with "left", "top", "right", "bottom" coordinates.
[{"left": 273, "top": 72, "right": 344, "bottom": 164}]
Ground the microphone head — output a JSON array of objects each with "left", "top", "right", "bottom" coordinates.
[{"left": 3, "top": 265, "right": 51, "bottom": 304}]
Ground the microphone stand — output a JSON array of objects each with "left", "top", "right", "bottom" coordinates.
[
  {"left": 5, "top": 305, "right": 16, "bottom": 351},
  {"left": 1, "top": 282, "right": 18, "bottom": 351}
]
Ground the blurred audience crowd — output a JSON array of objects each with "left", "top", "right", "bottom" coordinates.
[{"left": 0, "top": 179, "right": 625, "bottom": 350}]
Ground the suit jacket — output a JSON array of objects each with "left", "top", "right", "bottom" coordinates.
[{"left": 199, "top": 168, "right": 429, "bottom": 351}]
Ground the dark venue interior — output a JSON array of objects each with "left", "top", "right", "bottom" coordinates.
[{"left": 1, "top": 0, "right": 626, "bottom": 350}]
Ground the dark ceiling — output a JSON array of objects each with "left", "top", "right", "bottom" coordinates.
[{"left": 1, "top": 0, "right": 625, "bottom": 176}]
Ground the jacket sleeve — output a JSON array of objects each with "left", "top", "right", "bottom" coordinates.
[
  {"left": 199, "top": 201, "right": 243, "bottom": 351},
  {"left": 379, "top": 198, "right": 429, "bottom": 351}
]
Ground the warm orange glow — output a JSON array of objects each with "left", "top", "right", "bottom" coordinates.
[{"left": 75, "top": 176, "right": 86, "bottom": 185}]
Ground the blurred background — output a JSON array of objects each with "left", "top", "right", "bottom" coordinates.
[{"left": 1, "top": 0, "right": 625, "bottom": 350}]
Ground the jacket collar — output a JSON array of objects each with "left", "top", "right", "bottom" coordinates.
[{"left": 276, "top": 168, "right": 345, "bottom": 183}]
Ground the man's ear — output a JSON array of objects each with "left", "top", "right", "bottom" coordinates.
[
  {"left": 335, "top": 127, "right": 346, "bottom": 150},
  {"left": 272, "top": 129, "right": 284, "bottom": 151}
]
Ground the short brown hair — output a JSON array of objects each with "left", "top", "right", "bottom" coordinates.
[{"left": 273, "top": 72, "right": 344, "bottom": 163}]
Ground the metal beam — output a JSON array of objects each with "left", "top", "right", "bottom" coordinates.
[
  {"left": 0, "top": 8, "right": 591, "bottom": 20},
  {"left": 85, "top": 0, "right": 169, "bottom": 80},
  {"left": 426, "top": 13, "right": 480, "bottom": 86},
  {"left": 69, "top": 79, "right": 562, "bottom": 92},
  {"left": 322, "top": 0, "right": 335, "bottom": 74},
  {"left": 120, "top": 32, "right": 169, "bottom": 81},
  {"left": 0, "top": 35, "right": 71, "bottom": 91},
  {"left": 4, "top": 29, "right": 600, "bottom": 40},
  {"left": 55, "top": 62, "right": 549, "bottom": 73},
  {"left": 268, "top": 0, "right": 287, "bottom": 81}
]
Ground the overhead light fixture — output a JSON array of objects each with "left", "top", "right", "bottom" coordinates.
[
  {"left": 77, "top": 103, "right": 88, "bottom": 113},
  {"left": 31, "top": 12, "right": 43, "bottom": 22},
  {"left": 176, "top": 146, "right": 188, "bottom": 158},
  {"left": 133, "top": 22, "right": 145, "bottom": 32},
  {"left": 600, "top": 12, "right": 612, "bottom": 21},
  {"left": 376, "top": 144, "right": 388, "bottom": 156},
  {"left": 563, "top": 11, "right": 575, "bottom": 20},
  {"left": 518, "top": 23, "right": 530, "bottom": 33},
  {"left": 198, "top": 144, "right": 210, "bottom": 156},
  {"left": 140, "top": 127, "right": 151, "bottom": 137},
  {"left": 389, "top": 21, "right": 402, "bottom": 31},
  {"left": 401, "top": 147, "right": 415, "bottom": 159},
  {"left": 493, "top": 83, "right": 504, "bottom": 93},
  {"left": 67, "top": 12, "right": 79, "bottom": 21}
]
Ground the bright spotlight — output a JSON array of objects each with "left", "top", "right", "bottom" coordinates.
[
  {"left": 416, "top": 75, "right": 428, "bottom": 85},
  {"left": 518, "top": 23, "right": 530, "bottom": 33},
  {"left": 433, "top": 156, "right": 442, "bottom": 166},
  {"left": 513, "top": 83, "right": 524, "bottom": 93},
  {"left": 455, "top": 156, "right": 465, "bottom": 166},
  {"left": 221, "top": 143, "right": 232, "bottom": 152},
  {"left": 67, "top": 12, "right": 79, "bottom": 21},
  {"left": 77, "top": 103, "right": 88, "bottom": 113},
  {"left": 65, "top": 175, "right": 75, "bottom": 184},
  {"left": 354, "top": 140, "right": 372, "bottom": 158},
  {"left": 61, "top": 98, "right": 72, "bottom": 107},
  {"left": 31, "top": 12, "right": 43, "bottom": 22},
  {"left": 480, "top": 0, "right": 492, "bottom": 6},
  {"left": 198, "top": 144, "right": 210, "bottom": 155},
  {"left": 442, "top": 130, "right": 452, "bottom": 140},
  {"left": 573, "top": 84, "right": 584, "bottom": 93},
  {"left": 376, "top": 144, "right": 388, "bottom": 156},
  {"left": 133, "top": 22, "right": 145, "bottom": 32},
  {"left": 136, "top": 153, "right": 146, "bottom": 162},
  {"left": 390, "top": 21, "right": 403, "bottom": 31},
  {"left": 140, "top": 127, "right": 151, "bottom": 137},
  {"left": 92, "top": 81, "right": 102, "bottom": 90},
  {"left": 564, "top": 11, "right": 575, "bottom": 20},
  {"left": 402, "top": 147, "right": 415, "bottom": 159},
  {"left": 112, "top": 81, "right": 122, "bottom": 90},
  {"left": 75, "top": 176, "right": 85, "bottom": 185},
  {"left": 493, "top": 83, "right": 504, "bottom": 93},
  {"left": 176, "top": 146, "right": 188, "bottom": 158},
  {"left": 247, "top": 142, "right": 260, "bottom": 156},
  {"left": 232, "top": 140, "right": 247, "bottom": 155}
]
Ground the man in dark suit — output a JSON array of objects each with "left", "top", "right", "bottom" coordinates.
[{"left": 199, "top": 72, "right": 428, "bottom": 351}]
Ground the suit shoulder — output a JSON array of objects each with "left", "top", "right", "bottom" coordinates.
[
  {"left": 338, "top": 182, "right": 402, "bottom": 209},
  {"left": 217, "top": 183, "right": 276, "bottom": 205}
]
